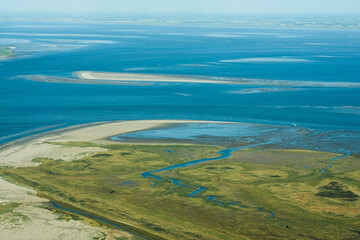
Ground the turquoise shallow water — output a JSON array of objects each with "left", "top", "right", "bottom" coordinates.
[{"left": 0, "top": 22, "right": 359, "bottom": 143}]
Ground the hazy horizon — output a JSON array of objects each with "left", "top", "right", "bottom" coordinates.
[{"left": 2, "top": 0, "right": 360, "bottom": 14}]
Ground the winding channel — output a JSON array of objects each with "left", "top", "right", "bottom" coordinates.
[
  {"left": 141, "top": 142, "right": 276, "bottom": 218},
  {"left": 49, "top": 142, "right": 276, "bottom": 239},
  {"left": 322, "top": 151, "right": 351, "bottom": 173},
  {"left": 48, "top": 142, "right": 352, "bottom": 236}
]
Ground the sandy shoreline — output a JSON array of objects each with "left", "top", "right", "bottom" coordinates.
[
  {"left": 1, "top": 120, "right": 235, "bottom": 239},
  {"left": 1, "top": 121, "right": 169, "bottom": 239},
  {"left": 1, "top": 120, "right": 231, "bottom": 167}
]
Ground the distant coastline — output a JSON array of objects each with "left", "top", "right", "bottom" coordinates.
[{"left": 1, "top": 14, "right": 360, "bottom": 30}]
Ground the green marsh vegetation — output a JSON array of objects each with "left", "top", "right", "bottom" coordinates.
[{"left": 1, "top": 142, "right": 360, "bottom": 239}]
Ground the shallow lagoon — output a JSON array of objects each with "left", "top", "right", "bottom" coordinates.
[
  {"left": 111, "top": 123, "right": 278, "bottom": 140},
  {"left": 113, "top": 122, "right": 360, "bottom": 154},
  {"left": 0, "top": 22, "right": 360, "bottom": 144}
]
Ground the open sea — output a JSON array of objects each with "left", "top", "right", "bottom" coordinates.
[{"left": 0, "top": 22, "right": 359, "bottom": 144}]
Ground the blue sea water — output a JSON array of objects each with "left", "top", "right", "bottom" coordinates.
[{"left": 0, "top": 22, "right": 360, "bottom": 144}]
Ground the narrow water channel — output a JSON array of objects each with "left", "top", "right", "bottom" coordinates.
[{"left": 142, "top": 142, "right": 276, "bottom": 218}]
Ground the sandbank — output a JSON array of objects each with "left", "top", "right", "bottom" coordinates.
[
  {"left": 75, "top": 71, "right": 234, "bottom": 84},
  {"left": 75, "top": 71, "right": 360, "bottom": 87},
  {"left": 21, "top": 71, "right": 360, "bottom": 87}
]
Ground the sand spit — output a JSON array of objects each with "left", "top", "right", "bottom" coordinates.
[
  {"left": 1, "top": 120, "right": 222, "bottom": 167},
  {"left": 21, "top": 71, "right": 360, "bottom": 87},
  {"left": 0, "top": 120, "right": 236, "bottom": 239},
  {"left": 2, "top": 120, "right": 224, "bottom": 239},
  {"left": 73, "top": 71, "right": 360, "bottom": 87}
]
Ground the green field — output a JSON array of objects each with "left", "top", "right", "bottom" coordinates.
[
  {"left": 0, "top": 47, "right": 14, "bottom": 58},
  {"left": 1, "top": 142, "right": 360, "bottom": 239}
]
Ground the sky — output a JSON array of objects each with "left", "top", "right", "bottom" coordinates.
[{"left": 2, "top": 0, "right": 360, "bottom": 14}]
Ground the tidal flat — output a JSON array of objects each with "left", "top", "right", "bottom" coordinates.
[{"left": 0, "top": 121, "right": 360, "bottom": 239}]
